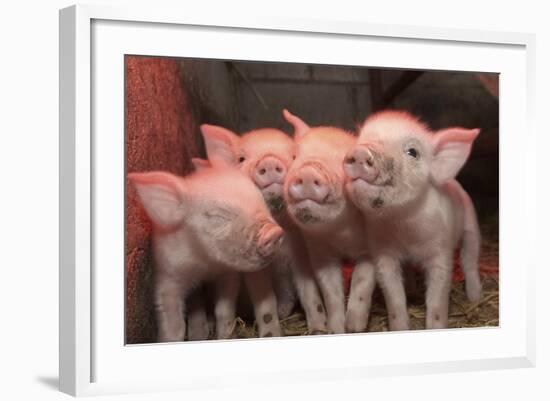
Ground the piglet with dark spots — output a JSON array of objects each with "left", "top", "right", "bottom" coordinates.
[
  {"left": 344, "top": 110, "right": 482, "bottom": 330},
  {"left": 283, "top": 110, "right": 375, "bottom": 334}
]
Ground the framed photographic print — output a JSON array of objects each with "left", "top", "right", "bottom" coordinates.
[{"left": 59, "top": 3, "right": 536, "bottom": 397}]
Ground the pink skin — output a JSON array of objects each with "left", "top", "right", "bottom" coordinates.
[
  {"left": 343, "top": 110, "right": 482, "bottom": 331},
  {"left": 283, "top": 109, "right": 374, "bottom": 334},
  {"left": 199, "top": 125, "right": 327, "bottom": 334},
  {"left": 128, "top": 167, "right": 283, "bottom": 342},
  {"left": 191, "top": 156, "right": 286, "bottom": 338},
  {"left": 200, "top": 125, "right": 294, "bottom": 214},
  {"left": 288, "top": 165, "right": 330, "bottom": 204},
  {"left": 254, "top": 155, "right": 286, "bottom": 193}
]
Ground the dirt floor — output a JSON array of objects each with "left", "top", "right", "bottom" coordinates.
[{"left": 230, "top": 219, "right": 499, "bottom": 338}]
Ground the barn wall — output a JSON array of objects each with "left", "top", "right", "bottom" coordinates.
[
  {"left": 125, "top": 56, "right": 200, "bottom": 344},
  {"left": 232, "top": 62, "right": 372, "bottom": 132}
]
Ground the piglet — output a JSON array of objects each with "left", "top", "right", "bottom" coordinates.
[
  {"left": 191, "top": 157, "right": 285, "bottom": 338},
  {"left": 200, "top": 124, "right": 327, "bottom": 334},
  {"left": 283, "top": 110, "right": 373, "bottom": 334},
  {"left": 128, "top": 165, "right": 283, "bottom": 342},
  {"left": 343, "top": 110, "right": 482, "bottom": 330}
]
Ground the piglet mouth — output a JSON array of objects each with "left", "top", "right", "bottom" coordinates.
[
  {"left": 256, "top": 223, "right": 284, "bottom": 257},
  {"left": 293, "top": 198, "right": 326, "bottom": 208},
  {"left": 288, "top": 198, "right": 330, "bottom": 225},
  {"left": 352, "top": 177, "right": 377, "bottom": 190},
  {"left": 352, "top": 176, "right": 392, "bottom": 190},
  {"left": 261, "top": 182, "right": 284, "bottom": 196},
  {"left": 261, "top": 181, "right": 282, "bottom": 189},
  {"left": 288, "top": 190, "right": 333, "bottom": 207},
  {"left": 349, "top": 179, "right": 387, "bottom": 209}
]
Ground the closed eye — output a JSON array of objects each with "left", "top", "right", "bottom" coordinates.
[
  {"left": 203, "top": 207, "right": 237, "bottom": 225},
  {"left": 204, "top": 211, "right": 231, "bottom": 223},
  {"left": 203, "top": 212, "right": 233, "bottom": 237}
]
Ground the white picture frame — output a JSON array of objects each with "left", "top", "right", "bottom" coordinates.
[{"left": 59, "top": 3, "right": 536, "bottom": 397}]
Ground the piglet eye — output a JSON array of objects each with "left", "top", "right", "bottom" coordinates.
[
  {"left": 406, "top": 148, "right": 419, "bottom": 158},
  {"left": 238, "top": 156, "right": 246, "bottom": 163}
]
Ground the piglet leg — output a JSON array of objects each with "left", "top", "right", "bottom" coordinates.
[
  {"left": 292, "top": 262, "right": 327, "bottom": 334},
  {"left": 310, "top": 251, "right": 346, "bottom": 334},
  {"left": 375, "top": 255, "right": 410, "bottom": 331},
  {"left": 214, "top": 272, "right": 240, "bottom": 340},
  {"left": 271, "top": 261, "right": 297, "bottom": 319},
  {"left": 345, "top": 258, "right": 376, "bottom": 333},
  {"left": 286, "top": 231, "right": 327, "bottom": 333},
  {"left": 461, "top": 194, "right": 482, "bottom": 302},
  {"left": 186, "top": 288, "right": 210, "bottom": 341},
  {"left": 424, "top": 255, "right": 453, "bottom": 329},
  {"left": 155, "top": 274, "right": 186, "bottom": 342},
  {"left": 243, "top": 269, "right": 282, "bottom": 337}
]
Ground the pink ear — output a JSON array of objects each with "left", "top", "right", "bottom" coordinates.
[
  {"left": 431, "top": 127, "right": 480, "bottom": 185},
  {"left": 282, "top": 109, "right": 310, "bottom": 139},
  {"left": 200, "top": 124, "right": 240, "bottom": 167},
  {"left": 128, "top": 172, "right": 187, "bottom": 227},
  {"left": 191, "top": 157, "right": 211, "bottom": 172}
]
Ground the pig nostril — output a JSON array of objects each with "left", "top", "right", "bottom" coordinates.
[
  {"left": 275, "top": 167, "right": 282, "bottom": 173},
  {"left": 259, "top": 168, "right": 266, "bottom": 175},
  {"left": 346, "top": 156, "right": 356, "bottom": 164},
  {"left": 366, "top": 157, "right": 374, "bottom": 167},
  {"left": 296, "top": 178, "right": 303, "bottom": 185},
  {"left": 313, "top": 180, "right": 320, "bottom": 186}
]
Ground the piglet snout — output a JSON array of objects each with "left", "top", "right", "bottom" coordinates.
[
  {"left": 254, "top": 156, "right": 286, "bottom": 189},
  {"left": 288, "top": 166, "right": 329, "bottom": 204},
  {"left": 344, "top": 144, "right": 379, "bottom": 183},
  {"left": 257, "top": 222, "right": 284, "bottom": 257}
]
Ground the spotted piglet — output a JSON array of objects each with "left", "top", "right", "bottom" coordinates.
[
  {"left": 343, "top": 110, "right": 482, "bottom": 330},
  {"left": 128, "top": 165, "right": 284, "bottom": 342},
  {"left": 200, "top": 124, "right": 327, "bottom": 335},
  {"left": 283, "top": 110, "right": 373, "bottom": 334}
]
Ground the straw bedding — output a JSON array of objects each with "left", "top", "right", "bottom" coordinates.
[{"left": 230, "top": 219, "right": 499, "bottom": 338}]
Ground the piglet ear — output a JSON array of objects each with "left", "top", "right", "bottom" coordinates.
[
  {"left": 200, "top": 124, "right": 239, "bottom": 167},
  {"left": 283, "top": 109, "right": 310, "bottom": 139},
  {"left": 191, "top": 157, "right": 211, "bottom": 172},
  {"left": 128, "top": 172, "right": 187, "bottom": 227},
  {"left": 431, "top": 127, "right": 480, "bottom": 185}
]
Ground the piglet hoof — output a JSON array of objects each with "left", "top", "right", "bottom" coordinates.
[
  {"left": 157, "top": 333, "right": 185, "bottom": 343},
  {"left": 345, "top": 312, "right": 367, "bottom": 333},
  {"left": 157, "top": 326, "right": 186, "bottom": 343},
  {"left": 426, "top": 312, "right": 448, "bottom": 330},
  {"left": 388, "top": 315, "right": 410, "bottom": 331},
  {"left": 306, "top": 319, "right": 327, "bottom": 335},
  {"left": 187, "top": 322, "right": 210, "bottom": 341},
  {"left": 260, "top": 327, "right": 281, "bottom": 338},
  {"left": 216, "top": 320, "right": 237, "bottom": 340},
  {"left": 465, "top": 276, "right": 482, "bottom": 303},
  {"left": 327, "top": 319, "right": 346, "bottom": 335}
]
